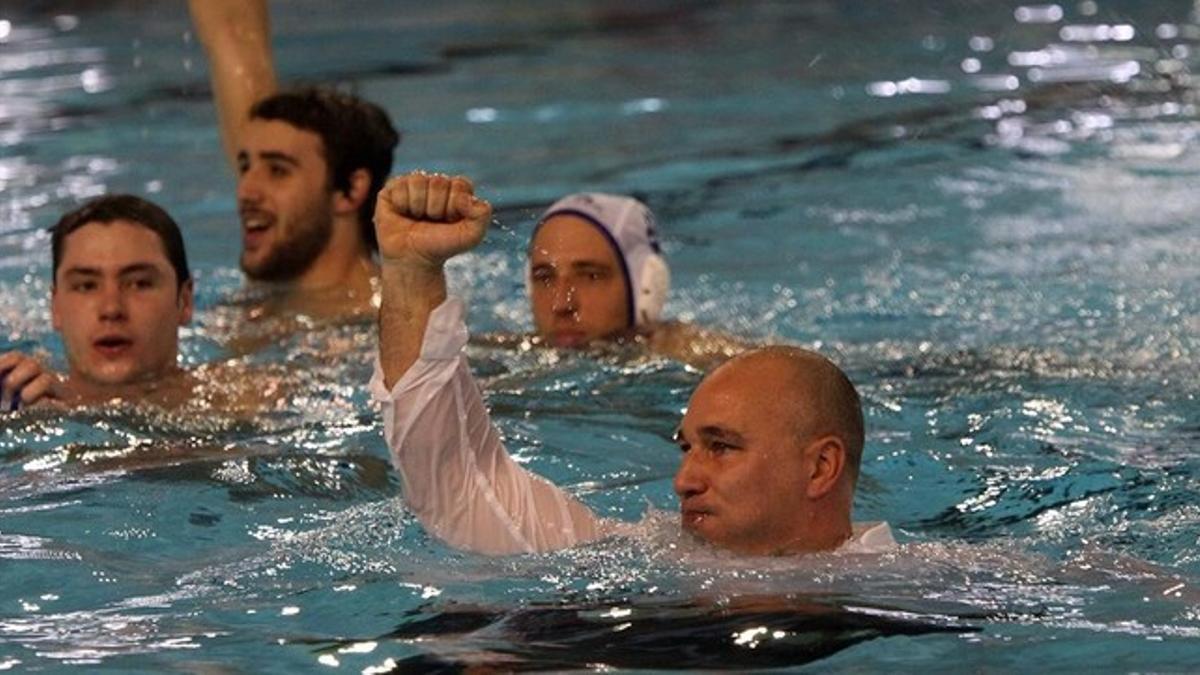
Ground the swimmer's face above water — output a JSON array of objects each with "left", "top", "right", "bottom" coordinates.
[
  {"left": 672, "top": 350, "right": 857, "bottom": 555},
  {"left": 528, "top": 214, "right": 631, "bottom": 348},
  {"left": 236, "top": 119, "right": 337, "bottom": 281},
  {"left": 51, "top": 219, "right": 193, "bottom": 387}
]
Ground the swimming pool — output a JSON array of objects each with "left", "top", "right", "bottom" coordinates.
[{"left": 2, "top": 0, "right": 1198, "bottom": 670}]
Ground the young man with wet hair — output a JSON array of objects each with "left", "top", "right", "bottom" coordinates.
[
  {"left": 0, "top": 195, "right": 194, "bottom": 409},
  {"left": 188, "top": 0, "right": 399, "bottom": 319},
  {"left": 245, "top": 89, "right": 396, "bottom": 262},
  {"left": 369, "top": 171, "right": 892, "bottom": 556}
]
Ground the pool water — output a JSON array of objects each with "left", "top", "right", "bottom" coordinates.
[{"left": 2, "top": 0, "right": 1198, "bottom": 671}]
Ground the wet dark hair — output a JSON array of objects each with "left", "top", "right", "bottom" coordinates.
[
  {"left": 250, "top": 86, "right": 400, "bottom": 251},
  {"left": 51, "top": 194, "right": 190, "bottom": 288}
]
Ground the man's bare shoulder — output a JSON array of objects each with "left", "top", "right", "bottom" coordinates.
[
  {"left": 210, "top": 283, "right": 379, "bottom": 357},
  {"left": 26, "top": 362, "right": 294, "bottom": 418},
  {"left": 188, "top": 360, "right": 292, "bottom": 416},
  {"left": 469, "top": 322, "right": 751, "bottom": 371},
  {"left": 643, "top": 320, "right": 751, "bottom": 371}
]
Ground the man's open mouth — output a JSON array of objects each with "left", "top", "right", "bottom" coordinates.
[
  {"left": 680, "top": 508, "right": 710, "bottom": 529},
  {"left": 240, "top": 211, "right": 276, "bottom": 248},
  {"left": 93, "top": 336, "right": 133, "bottom": 357}
]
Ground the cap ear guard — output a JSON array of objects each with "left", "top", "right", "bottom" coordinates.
[{"left": 635, "top": 252, "right": 670, "bottom": 325}]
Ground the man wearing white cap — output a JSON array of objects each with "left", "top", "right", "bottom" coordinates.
[
  {"left": 370, "top": 172, "right": 893, "bottom": 557},
  {"left": 525, "top": 193, "right": 742, "bottom": 367},
  {"left": 527, "top": 193, "right": 669, "bottom": 346}
]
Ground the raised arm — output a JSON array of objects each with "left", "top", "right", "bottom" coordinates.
[
  {"left": 375, "top": 173, "right": 489, "bottom": 387},
  {"left": 187, "top": 0, "right": 277, "bottom": 169},
  {"left": 372, "top": 173, "right": 602, "bottom": 555}
]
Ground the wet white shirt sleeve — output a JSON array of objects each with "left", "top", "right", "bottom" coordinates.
[{"left": 370, "top": 297, "right": 602, "bottom": 556}]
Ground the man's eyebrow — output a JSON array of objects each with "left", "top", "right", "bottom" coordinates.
[
  {"left": 62, "top": 263, "right": 163, "bottom": 277},
  {"left": 256, "top": 150, "right": 300, "bottom": 166},
  {"left": 117, "top": 263, "right": 163, "bottom": 276},
  {"left": 697, "top": 425, "right": 747, "bottom": 443},
  {"left": 570, "top": 260, "right": 613, "bottom": 271},
  {"left": 674, "top": 425, "right": 747, "bottom": 443},
  {"left": 61, "top": 266, "right": 101, "bottom": 277}
]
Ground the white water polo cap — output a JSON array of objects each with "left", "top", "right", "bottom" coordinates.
[{"left": 532, "top": 193, "right": 670, "bottom": 327}]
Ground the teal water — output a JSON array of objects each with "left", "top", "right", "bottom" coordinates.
[{"left": 1, "top": 0, "right": 1198, "bottom": 671}]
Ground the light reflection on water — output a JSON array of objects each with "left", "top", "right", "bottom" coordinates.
[{"left": 1, "top": 0, "right": 1199, "bottom": 670}]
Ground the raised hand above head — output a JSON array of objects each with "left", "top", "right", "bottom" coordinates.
[
  {"left": 374, "top": 172, "right": 493, "bottom": 388},
  {"left": 374, "top": 172, "right": 492, "bottom": 270}
]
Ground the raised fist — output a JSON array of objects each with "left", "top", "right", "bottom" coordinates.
[{"left": 373, "top": 172, "right": 492, "bottom": 269}]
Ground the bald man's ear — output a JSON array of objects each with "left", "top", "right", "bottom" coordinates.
[{"left": 804, "top": 435, "right": 846, "bottom": 498}]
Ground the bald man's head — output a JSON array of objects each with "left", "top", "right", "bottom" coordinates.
[
  {"left": 714, "top": 346, "right": 864, "bottom": 481},
  {"left": 674, "top": 345, "right": 865, "bottom": 553}
]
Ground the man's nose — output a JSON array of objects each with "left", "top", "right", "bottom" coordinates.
[
  {"left": 673, "top": 451, "right": 707, "bottom": 499},
  {"left": 98, "top": 282, "right": 127, "bottom": 321},
  {"left": 236, "top": 167, "right": 263, "bottom": 205},
  {"left": 551, "top": 278, "right": 577, "bottom": 315}
]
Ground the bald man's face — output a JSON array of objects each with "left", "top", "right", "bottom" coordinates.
[{"left": 672, "top": 357, "right": 822, "bottom": 555}]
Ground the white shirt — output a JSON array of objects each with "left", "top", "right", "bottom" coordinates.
[{"left": 371, "top": 297, "right": 894, "bottom": 556}]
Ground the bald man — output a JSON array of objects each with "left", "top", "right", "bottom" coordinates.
[
  {"left": 673, "top": 346, "right": 866, "bottom": 553},
  {"left": 371, "top": 172, "right": 891, "bottom": 556}
]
